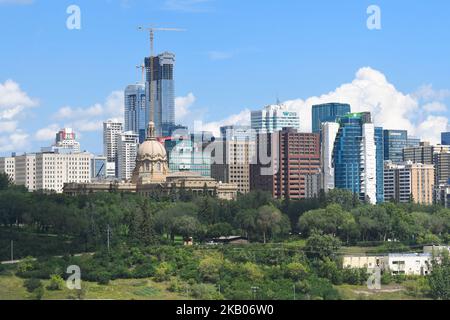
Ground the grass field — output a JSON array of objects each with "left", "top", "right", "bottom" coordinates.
[
  {"left": 0, "top": 274, "right": 187, "bottom": 300},
  {"left": 335, "top": 283, "right": 428, "bottom": 300}
]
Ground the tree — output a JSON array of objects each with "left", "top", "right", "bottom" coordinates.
[
  {"left": 299, "top": 204, "right": 357, "bottom": 242},
  {"left": 0, "top": 172, "right": 11, "bottom": 190},
  {"left": 428, "top": 252, "right": 450, "bottom": 300},
  {"left": 199, "top": 256, "right": 222, "bottom": 283},
  {"left": 305, "top": 232, "right": 341, "bottom": 261},
  {"left": 235, "top": 209, "right": 257, "bottom": 239},
  {"left": 256, "top": 205, "right": 283, "bottom": 243}
]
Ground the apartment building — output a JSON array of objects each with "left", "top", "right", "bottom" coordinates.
[
  {"left": 0, "top": 155, "right": 16, "bottom": 182},
  {"left": 15, "top": 153, "right": 37, "bottom": 191}
]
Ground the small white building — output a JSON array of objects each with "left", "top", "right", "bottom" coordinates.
[
  {"left": 386, "top": 253, "right": 432, "bottom": 276},
  {"left": 342, "top": 256, "right": 385, "bottom": 271}
]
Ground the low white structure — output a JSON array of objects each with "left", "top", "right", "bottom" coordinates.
[
  {"left": 343, "top": 256, "right": 385, "bottom": 270},
  {"left": 386, "top": 253, "right": 432, "bottom": 276}
]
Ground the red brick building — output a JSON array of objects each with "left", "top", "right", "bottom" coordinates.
[{"left": 250, "top": 128, "right": 321, "bottom": 199}]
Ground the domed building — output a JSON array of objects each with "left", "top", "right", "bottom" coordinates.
[
  {"left": 132, "top": 122, "right": 169, "bottom": 184},
  {"left": 64, "top": 122, "right": 238, "bottom": 201}
]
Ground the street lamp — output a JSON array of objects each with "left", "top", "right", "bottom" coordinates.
[{"left": 251, "top": 286, "right": 259, "bottom": 300}]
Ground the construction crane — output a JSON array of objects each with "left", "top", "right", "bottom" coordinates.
[
  {"left": 138, "top": 26, "right": 186, "bottom": 124},
  {"left": 135, "top": 64, "right": 145, "bottom": 84}
]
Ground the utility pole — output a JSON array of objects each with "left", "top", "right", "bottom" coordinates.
[
  {"left": 137, "top": 26, "right": 185, "bottom": 127},
  {"left": 10, "top": 240, "right": 13, "bottom": 262},
  {"left": 293, "top": 284, "right": 296, "bottom": 300},
  {"left": 107, "top": 225, "right": 110, "bottom": 252}
]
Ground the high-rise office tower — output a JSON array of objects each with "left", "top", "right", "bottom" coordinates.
[
  {"left": 124, "top": 83, "right": 147, "bottom": 143},
  {"left": 103, "top": 120, "right": 123, "bottom": 177},
  {"left": 251, "top": 104, "right": 300, "bottom": 133},
  {"left": 407, "top": 136, "right": 421, "bottom": 148},
  {"left": 91, "top": 156, "right": 107, "bottom": 180},
  {"left": 383, "top": 130, "right": 407, "bottom": 163},
  {"left": 211, "top": 125, "right": 256, "bottom": 194},
  {"left": 250, "top": 128, "right": 321, "bottom": 199},
  {"left": 320, "top": 122, "right": 340, "bottom": 192},
  {"left": 442, "top": 132, "right": 450, "bottom": 145},
  {"left": 333, "top": 112, "right": 382, "bottom": 204},
  {"left": 117, "top": 131, "right": 139, "bottom": 181},
  {"left": 384, "top": 161, "right": 434, "bottom": 205},
  {"left": 375, "top": 127, "right": 385, "bottom": 204},
  {"left": 145, "top": 52, "right": 176, "bottom": 137},
  {"left": 312, "top": 103, "right": 351, "bottom": 134},
  {"left": 434, "top": 151, "right": 450, "bottom": 186}
]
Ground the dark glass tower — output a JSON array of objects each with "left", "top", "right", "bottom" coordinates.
[
  {"left": 312, "top": 103, "right": 351, "bottom": 133},
  {"left": 145, "top": 52, "right": 176, "bottom": 137},
  {"left": 383, "top": 130, "right": 407, "bottom": 163}
]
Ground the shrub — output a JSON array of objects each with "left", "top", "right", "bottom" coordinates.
[
  {"left": 97, "top": 272, "right": 111, "bottom": 285},
  {"left": 154, "top": 262, "right": 172, "bottom": 282},
  {"left": 47, "top": 274, "right": 65, "bottom": 291},
  {"left": 24, "top": 278, "right": 43, "bottom": 293},
  {"left": 190, "top": 283, "right": 223, "bottom": 300}
]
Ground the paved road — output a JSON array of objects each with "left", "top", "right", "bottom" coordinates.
[{"left": 0, "top": 252, "right": 94, "bottom": 265}]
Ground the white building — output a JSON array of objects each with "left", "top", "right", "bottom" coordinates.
[
  {"left": 251, "top": 104, "right": 300, "bottom": 133},
  {"left": 343, "top": 256, "right": 386, "bottom": 271},
  {"left": 15, "top": 153, "right": 37, "bottom": 191},
  {"left": 361, "top": 123, "right": 377, "bottom": 205},
  {"left": 103, "top": 120, "right": 123, "bottom": 163},
  {"left": 386, "top": 253, "right": 432, "bottom": 276},
  {"left": 0, "top": 155, "right": 16, "bottom": 182},
  {"left": 35, "top": 152, "right": 92, "bottom": 193},
  {"left": 320, "top": 122, "right": 339, "bottom": 192},
  {"left": 117, "top": 131, "right": 139, "bottom": 181}
]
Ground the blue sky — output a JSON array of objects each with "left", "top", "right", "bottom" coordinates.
[{"left": 1, "top": 0, "right": 450, "bottom": 155}]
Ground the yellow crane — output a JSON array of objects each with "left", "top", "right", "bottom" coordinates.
[{"left": 138, "top": 26, "right": 186, "bottom": 125}]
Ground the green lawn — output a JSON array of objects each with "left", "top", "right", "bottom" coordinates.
[
  {"left": 335, "top": 283, "right": 429, "bottom": 300},
  {"left": 0, "top": 274, "right": 188, "bottom": 300}
]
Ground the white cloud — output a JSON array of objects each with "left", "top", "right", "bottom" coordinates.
[
  {"left": 34, "top": 124, "right": 59, "bottom": 141},
  {"left": 175, "top": 92, "right": 196, "bottom": 121},
  {"left": 201, "top": 109, "right": 251, "bottom": 136},
  {"left": 413, "top": 84, "right": 450, "bottom": 101},
  {"left": 422, "top": 102, "right": 447, "bottom": 113},
  {"left": 52, "top": 91, "right": 124, "bottom": 132},
  {"left": 202, "top": 67, "right": 448, "bottom": 144},
  {"left": 0, "top": 121, "right": 17, "bottom": 133},
  {"left": 0, "top": 80, "right": 38, "bottom": 121},
  {"left": 0, "top": 131, "right": 29, "bottom": 153}
]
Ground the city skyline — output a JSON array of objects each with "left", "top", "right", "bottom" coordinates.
[{"left": 1, "top": 0, "right": 450, "bottom": 156}]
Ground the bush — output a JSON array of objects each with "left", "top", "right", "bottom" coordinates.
[
  {"left": 154, "top": 262, "right": 172, "bottom": 282},
  {"left": 47, "top": 274, "right": 65, "bottom": 291},
  {"left": 381, "top": 272, "right": 393, "bottom": 285},
  {"left": 190, "top": 283, "right": 223, "bottom": 300},
  {"left": 97, "top": 272, "right": 111, "bottom": 285},
  {"left": 24, "top": 278, "right": 43, "bottom": 293}
]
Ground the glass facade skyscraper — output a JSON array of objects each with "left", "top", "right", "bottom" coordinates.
[
  {"left": 383, "top": 130, "right": 407, "bottom": 163},
  {"left": 442, "top": 132, "right": 450, "bottom": 145},
  {"left": 312, "top": 103, "right": 351, "bottom": 133},
  {"left": 333, "top": 112, "right": 382, "bottom": 204},
  {"left": 375, "top": 127, "right": 384, "bottom": 203},
  {"left": 145, "top": 52, "right": 176, "bottom": 137},
  {"left": 124, "top": 83, "right": 147, "bottom": 143}
]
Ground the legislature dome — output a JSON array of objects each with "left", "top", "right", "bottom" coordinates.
[{"left": 132, "top": 122, "right": 169, "bottom": 184}]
